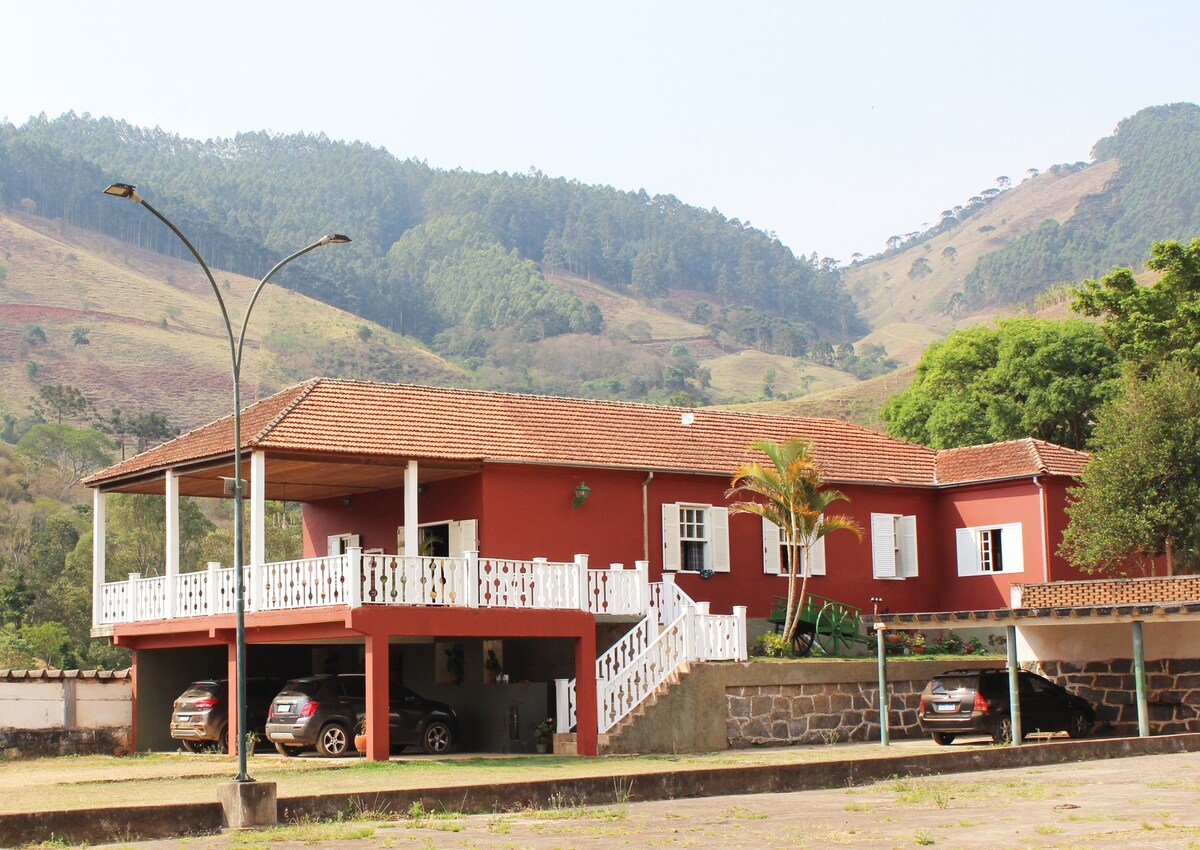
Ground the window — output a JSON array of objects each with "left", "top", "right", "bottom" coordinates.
[
  {"left": 662, "top": 503, "right": 730, "bottom": 572},
  {"left": 397, "top": 519, "right": 478, "bottom": 557},
  {"left": 956, "top": 523, "right": 1024, "bottom": 576},
  {"left": 870, "top": 513, "right": 918, "bottom": 579},
  {"left": 326, "top": 533, "right": 360, "bottom": 557},
  {"left": 762, "top": 518, "right": 825, "bottom": 576}
]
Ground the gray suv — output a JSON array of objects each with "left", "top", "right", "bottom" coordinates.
[{"left": 265, "top": 674, "right": 459, "bottom": 757}]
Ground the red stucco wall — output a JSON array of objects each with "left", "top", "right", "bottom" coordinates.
[{"left": 300, "top": 461, "right": 1081, "bottom": 620}]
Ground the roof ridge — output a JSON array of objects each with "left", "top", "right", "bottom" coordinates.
[
  {"left": 249, "top": 377, "right": 323, "bottom": 445},
  {"left": 310, "top": 378, "right": 935, "bottom": 449}
]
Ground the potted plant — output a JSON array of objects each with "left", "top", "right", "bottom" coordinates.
[
  {"left": 533, "top": 717, "right": 555, "bottom": 754},
  {"left": 354, "top": 715, "right": 368, "bottom": 753},
  {"left": 484, "top": 649, "right": 503, "bottom": 685},
  {"left": 906, "top": 633, "right": 926, "bottom": 654}
]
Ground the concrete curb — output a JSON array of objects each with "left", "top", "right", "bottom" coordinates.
[{"left": 6, "top": 733, "right": 1200, "bottom": 847}]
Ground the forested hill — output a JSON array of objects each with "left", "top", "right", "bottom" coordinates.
[
  {"left": 963, "top": 103, "right": 1200, "bottom": 307},
  {"left": 0, "top": 113, "right": 863, "bottom": 355}
]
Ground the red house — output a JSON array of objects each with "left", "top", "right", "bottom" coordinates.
[{"left": 84, "top": 379, "right": 1091, "bottom": 757}]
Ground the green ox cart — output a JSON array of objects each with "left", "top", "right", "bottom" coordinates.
[{"left": 768, "top": 592, "right": 872, "bottom": 656}]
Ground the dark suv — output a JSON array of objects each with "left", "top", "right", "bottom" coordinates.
[
  {"left": 265, "top": 674, "right": 459, "bottom": 757},
  {"left": 170, "top": 677, "right": 283, "bottom": 753},
  {"left": 918, "top": 668, "right": 1095, "bottom": 745}
]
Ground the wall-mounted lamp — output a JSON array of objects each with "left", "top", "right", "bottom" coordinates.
[
  {"left": 572, "top": 481, "right": 591, "bottom": 509},
  {"left": 343, "top": 496, "right": 354, "bottom": 509}
]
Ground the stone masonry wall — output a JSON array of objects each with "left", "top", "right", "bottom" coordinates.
[
  {"left": 1036, "top": 658, "right": 1200, "bottom": 736},
  {"left": 1017, "top": 576, "right": 1200, "bottom": 608},
  {"left": 726, "top": 678, "right": 926, "bottom": 747}
]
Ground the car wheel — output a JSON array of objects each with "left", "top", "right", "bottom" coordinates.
[
  {"left": 931, "top": 732, "right": 956, "bottom": 746},
  {"left": 180, "top": 739, "right": 201, "bottom": 753},
  {"left": 316, "top": 723, "right": 351, "bottom": 757},
  {"left": 275, "top": 742, "right": 301, "bottom": 757},
  {"left": 422, "top": 721, "right": 452, "bottom": 754},
  {"left": 1067, "top": 709, "right": 1093, "bottom": 739},
  {"left": 991, "top": 715, "right": 1013, "bottom": 744}
]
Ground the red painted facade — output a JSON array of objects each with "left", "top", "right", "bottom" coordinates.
[{"left": 301, "top": 461, "right": 1079, "bottom": 620}]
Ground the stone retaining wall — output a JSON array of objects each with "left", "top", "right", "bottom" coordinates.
[
  {"left": 1036, "top": 658, "right": 1200, "bottom": 735},
  {"left": 726, "top": 679, "right": 925, "bottom": 746}
]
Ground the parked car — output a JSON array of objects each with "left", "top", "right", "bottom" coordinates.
[
  {"left": 918, "top": 668, "right": 1095, "bottom": 745},
  {"left": 170, "top": 677, "right": 284, "bottom": 753},
  {"left": 265, "top": 674, "right": 459, "bottom": 757}
]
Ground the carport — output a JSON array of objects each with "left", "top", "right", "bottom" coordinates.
[{"left": 871, "top": 576, "right": 1200, "bottom": 745}]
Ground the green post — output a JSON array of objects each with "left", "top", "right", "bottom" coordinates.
[
  {"left": 1132, "top": 620, "right": 1149, "bottom": 737},
  {"left": 876, "top": 626, "right": 890, "bottom": 746},
  {"left": 1006, "top": 624, "right": 1022, "bottom": 746}
]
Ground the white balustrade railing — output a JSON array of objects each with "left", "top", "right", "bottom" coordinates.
[
  {"left": 587, "top": 561, "right": 648, "bottom": 616},
  {"left": 260, "top": 555, "right": 353, "bottom": 610},
  {"left": 598, "top": 611, "right": 689, "bottom": 733},
  {"left": 175, "top": 570, "right": 211, "bottom": 617},
  {"left": 649, "top": 574, "right": 691, "bottom": 626}
]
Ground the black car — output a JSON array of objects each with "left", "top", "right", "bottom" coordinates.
[
  {"left": 170, "top": 677, "right": 284, "bottom": 753},
  {"left": 918, "top": 668, "right": 1095, "bottom": 745},
  {"left": 265, "top": 674, "right": 458, "bottom": 757}
]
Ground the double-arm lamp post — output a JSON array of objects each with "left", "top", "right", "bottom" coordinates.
[{"left": 103, "top": 183, "right": 349, "bottom": 782}]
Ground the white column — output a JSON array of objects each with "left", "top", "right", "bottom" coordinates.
[
  {"left": 207, "top": 561, "right": 221, "bottom": 615},
  {"left": 733, "top": 606, "right": 748, "bottom": 661},
  {"left": 574, "top": 553, "right": 590, "bottom": 611},
  {"left": 635, "top": 559, "right": 650, "bottom": 617},
  {"left": 346, "top": 546, "right": 363, "bottom": 608},
  {"left": 164, "top": 469, "right": 179, "bottom": 619},
  {"left": 465, "top": 550, "right": 480, "bottom": 608},
  {"left": 250, "top": 450, "right": 267, "bottom": 613},
  {"left": 92, "top": 489, "right": 106, "bottom": 628},
  {"left": 404, "top": 460, "right": 419, "bottom": 557},
  {"left": 250, "top": 451, "right": 266, "bottom": 568}
]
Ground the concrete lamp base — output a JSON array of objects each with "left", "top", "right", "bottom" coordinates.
[{"left": 218, "top": 780, "right": 278, "bottom": 830}]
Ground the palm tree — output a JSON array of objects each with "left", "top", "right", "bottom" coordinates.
[{"left": 726, "top": 438, "right": 861, "bottom": 649}]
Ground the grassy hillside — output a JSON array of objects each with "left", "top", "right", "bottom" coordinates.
[
  {"left": 0, "top": 211, "right": 464, "bottom": 431},
  {"left": 845, "top": 161, "right": 1118, "bottom": 340},
  {"left": 720, "top": 364, "right": 918, "bottom": 431}
]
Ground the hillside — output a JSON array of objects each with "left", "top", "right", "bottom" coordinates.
[
  {"left": 0, "top": 210, "right": 463, "bottom": 432},
  {"left": 845, "top": 161, "right": 1118, "bottom": 343}
]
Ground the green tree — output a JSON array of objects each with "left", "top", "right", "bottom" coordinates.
[
  {"left": 33, "top": 384, "right": 92, "bottom": 424},
  {"left": 1060, "top": 362, "right": 1200, "bottom": 575},
  {"left": 16, "top": 424, "right": 113, "bottom": 496},
  {"left": 1072, "top": 238, "right": 1200, "bottom": 373},
  {"left": 105, "top": 494, "right": 215, "bottom": 577},
  {"left": 881, "top": 318, "right": 1119, "bottom": 449},
  {"left": 726, "top": 438, "right": 861, "bottom": 649}
]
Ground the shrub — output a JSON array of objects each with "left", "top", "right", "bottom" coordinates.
[{"left": 752, "top": 632, "right": 791, "bottom": 658}]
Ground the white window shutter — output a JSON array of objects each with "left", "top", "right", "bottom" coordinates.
[
  {"left": 956, "top": 528, "right": 979, "bottom": 576},
  {"left": 1003, "top": 523, "right": 1024, "bottom": 573},
  {"left": 395, "top": 526, "right": 405, "bottom": 556},
  {"left": 447, "top": 519, "right": 478, "bottom": 556},
  {"left": 899, "top": 515, "right": 918, "bottom": 577},
  {"left": 762, "top": 519, "right": 782, "bottom": 575},
  {"left": 662, "top": 503, "right": 681, "bottom": 571},
  {"left": 327, "top": 535, "right": 341, "bottom": 557},
  {"left": 871, "top": 514, "right": 897, "bottom": 578},
  {"left": 808, "top": 535, "right": 826, "bottom": 576},
  {"left": 711, "top": 506, "right": 730, "bottom": 572}
]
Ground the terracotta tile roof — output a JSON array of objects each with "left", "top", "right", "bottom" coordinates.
[
  {"left": 86, "top": 378, "right": 937, "bottom": 487},
  {"left": 934, "top": 438, "right": 1090, "bottom": 484},
  {"left": 84, "top": 380, "right": 1092, "bottom": 490}
]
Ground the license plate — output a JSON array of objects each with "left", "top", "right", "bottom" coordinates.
[
  {"left": 934, "top": 702, "right": 957, "bottom": 713},
  {"left": 176, "top": 714, "right": 191, "bottom": 722},
  {"left": 275, "top": 703, "right": 292, "bottom": 713}
]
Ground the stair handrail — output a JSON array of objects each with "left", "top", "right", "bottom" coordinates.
[{"left": 597, "top": 607, "right": 691, "bottom": 733}]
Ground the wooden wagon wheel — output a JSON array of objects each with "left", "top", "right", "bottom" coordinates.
[
  {"left": 791, "top": 620, "right": 817, "bottom": 657},
  {"left": 814, "top": 603, "right": 856, "bottom": 656}
]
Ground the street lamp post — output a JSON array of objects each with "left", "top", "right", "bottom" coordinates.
[{"left": 103, "top": 183, "right": 349, "bottom": 783}]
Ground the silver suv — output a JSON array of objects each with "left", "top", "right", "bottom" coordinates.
[{"left": 169, "top": 678, "right": 283, "bottom": 752}]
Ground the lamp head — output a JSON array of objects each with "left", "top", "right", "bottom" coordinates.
[
  {"left": 103, "top": 183, "right": 142, "bottom": 203},
  {"left": 321, "top": 233, "right": 352, "bottom": 245}
]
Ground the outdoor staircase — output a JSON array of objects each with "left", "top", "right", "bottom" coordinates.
[{"left": 554, "top": 575, "right": 746, "bottom": 745}]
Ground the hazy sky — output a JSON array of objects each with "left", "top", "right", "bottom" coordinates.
[{"left": 3, "top": 1, "right": 1195, "bottom": 260}]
